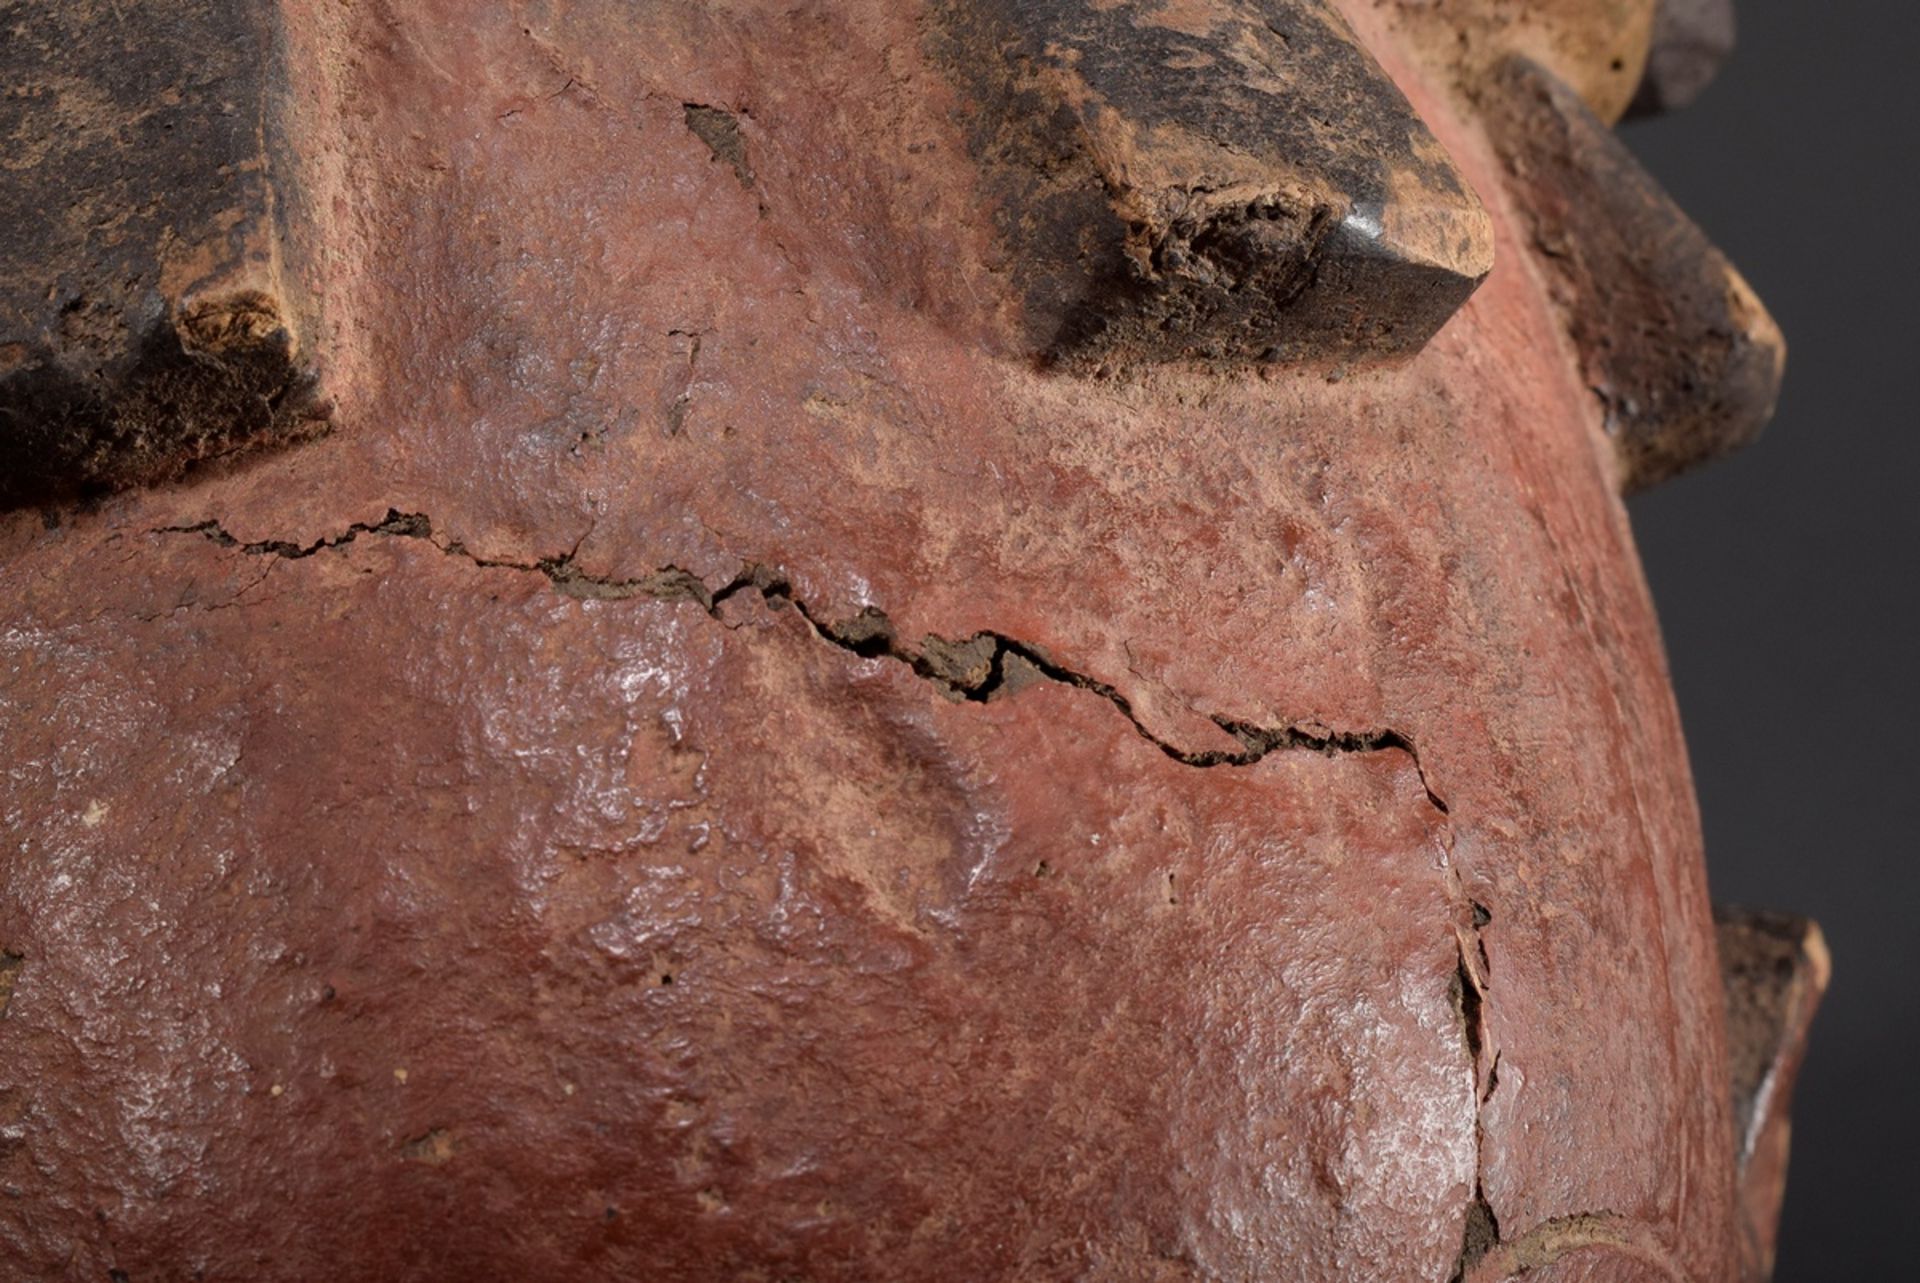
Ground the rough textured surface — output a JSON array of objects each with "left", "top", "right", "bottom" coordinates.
[
  {"left": 1379, "top": 0, "right": 1659, "bottom": 123},
  {"left": 1477, "top": 56, "right": 1784, "bottom": 492},
  {"left": 1716, "top": 908, "right": 1829, "bottom": 1282},
  {"left": 931, "top": 0, "right": 1493, "bottom": 367},
  {"left": 0, "top": 0, "right": 331, "bottom": 510},
  {"left": 0, "top": 1, "right": 1800, "bottom": 1280}
]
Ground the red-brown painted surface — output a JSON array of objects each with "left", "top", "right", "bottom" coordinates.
[{"left": 1, "top": 2, "right": 1759, "bottom": 1278}]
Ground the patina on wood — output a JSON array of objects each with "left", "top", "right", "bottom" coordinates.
[
  {"left": 1383, "top": 0, "right": 1659, "bottom": 123},
  {"left": 0, "top": 3, "right": 1822, "bottom": 1281},
  {"left": 1479, "top": 55, "right": 1784, "bottom": 492},
  {"left": 1717, "top": 907, "right": 1830, "bottom": 1282},
  {"left": 929, "top": 0, "right": 1493, "bottom": 369},
  {"left": 0, "top": 0, "right": 325, "bottom": 510}
]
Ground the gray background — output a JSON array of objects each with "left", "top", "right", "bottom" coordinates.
[{"left": 1623, "top": 2, "right": 1919, "bottom": 1275}]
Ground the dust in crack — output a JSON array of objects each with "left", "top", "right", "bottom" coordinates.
[
  {"left": 156, "top": 511, "right": 1448, "bottom": 798},
  {"left": 769, "top": 580, "right": 1450, "bottom": 804},
  {"left": 156, "top": 511, "right": 432, "bottom": 558},
  {"left": 1440, "top": 906, "right": 1676, "bottom": 1283},
  {"left": 1449, "top": 895, "right": 1498, "bottom": 1283}
]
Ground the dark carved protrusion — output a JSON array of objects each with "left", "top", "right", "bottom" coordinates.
[
  {"left": 1628, "top": 0, "right": 1738, "bottom": 118},
  {"left": 1716, "top": 906, "right": 1829, "bottom": 1283},
  {"left": 1479, "top": 57, "right": 1784, "bottom": 491},
  {"left": 930, "top": 0, "right": 1493, "bottom": 371},
  {"left": 0, "top": 0, "right": 327, "bottom": 510}
]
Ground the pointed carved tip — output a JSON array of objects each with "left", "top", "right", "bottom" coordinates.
[
  {"left": 1386, "top": 0, "right": 1659, "bottom": 124},
  {"left": 1627, "top": 0, "right": 1738, "bottom": 118},
  {"left": 1715, "top": 905, "right": 1829, "bottom": 1282},
  {"left": 1478, "top": 57, "right": 1783, "bottom": 491},
  {"left": 932, "top": 0, "right": 1491, "bottom": 372}
]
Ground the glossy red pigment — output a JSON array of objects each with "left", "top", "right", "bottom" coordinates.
[{"left": 0, "top": 2, "right": 1751, "bottom": 1279}]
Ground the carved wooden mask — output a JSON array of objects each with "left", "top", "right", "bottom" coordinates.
[{"left": 0, "top": 1, "right": 1825, "bottom": 1280}]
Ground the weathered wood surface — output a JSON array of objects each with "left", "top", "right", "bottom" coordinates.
[
  {"left": 0, "top": 3, "right": 1815, "bottom": 1281},
  {"left": 930, "top": 0, "right": 1493, "bottom": 369},
  {"left": 0, "top": 0, "right": 326, "bottom": 509},
  {"left": 1383, "top": 0, "right": 1659, "bottom": 123},
  {"left": 1717, "top": 907, "right": 1830, "bottom": 1283},
  {"left": 1479, "top": 55, "right": 1784, "bottom": 491}
]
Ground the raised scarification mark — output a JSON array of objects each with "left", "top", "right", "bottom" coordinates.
[
  {"left": 156, "top": 512, "right": 1450, "bottom": 805},
  {"left": 1461, "top": 1210, "right": 1688, "bottom": 1283}
]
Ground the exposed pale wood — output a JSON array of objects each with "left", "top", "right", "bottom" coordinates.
[{"left": 1382, "top": 0, "right": 1660, "bottom": 123}]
